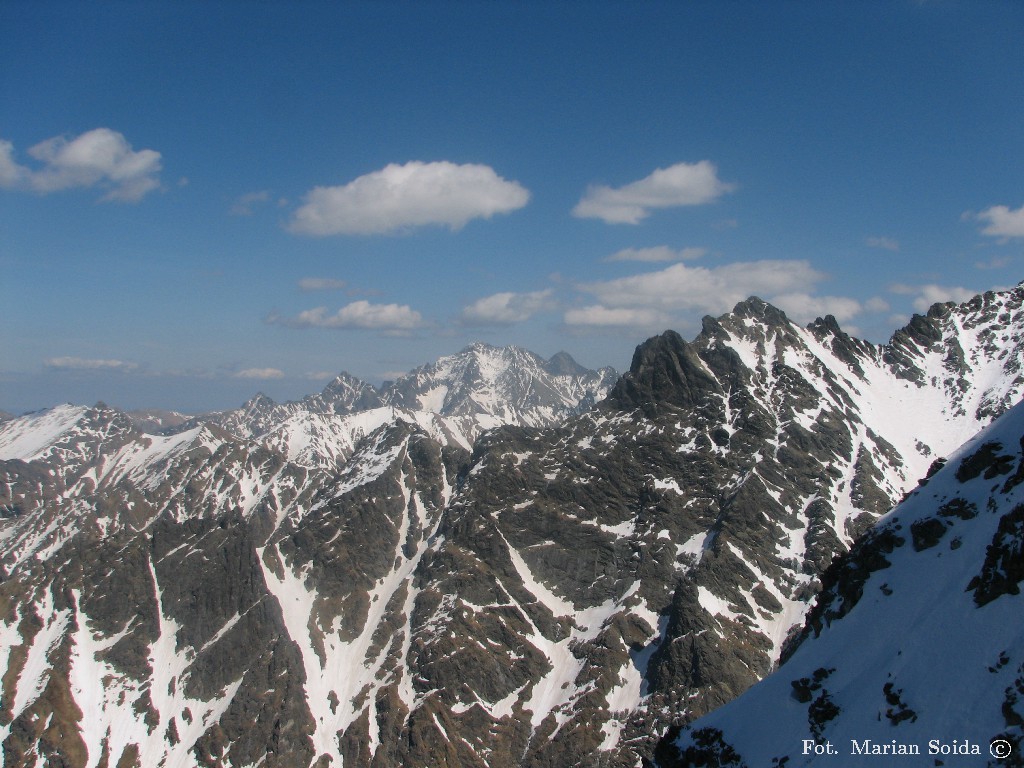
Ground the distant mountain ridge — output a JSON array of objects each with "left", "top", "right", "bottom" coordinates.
[
  {"left": 168, "top": 343, "right": 617, "bottom": 469},
  {"left": 0, "top": 287, "right": 1022, "bottom": 767}
]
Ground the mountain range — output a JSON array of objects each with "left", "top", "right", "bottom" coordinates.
[
  {"left": 0, "top": 286, "right": 1022, "bottom": 767},
  {"left": 173, "top": 343, "right": 617, "bottom": 471}
]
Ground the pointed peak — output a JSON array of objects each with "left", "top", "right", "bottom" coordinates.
[
  {"left": 322, "top": 371, "right": 372, "bottom": 391},
  {"left": 543, "top": 351, "right": 587, "bottom": 377},
  {"left": 244, "top": 392, "right": 276, "bottom": 408},
  {"left": 605, "top": 330, "right": 721, "bottom": 412},
  {"left": 730, "top": 296, "right": 791, "bottom": 326},
  {"left": 807, "top": 313, "right": 846, "bottom": 338},
  {"left": 461, "top": 341, "right": 499, "bottom": 355}
]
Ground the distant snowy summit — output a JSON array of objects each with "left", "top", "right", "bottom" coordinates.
[{"left": 168, "top": 343, "right": 618, "bottom": 469}]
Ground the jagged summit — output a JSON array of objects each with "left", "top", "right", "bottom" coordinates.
[
  {"left": 729, "top": 294, "right": 792, "bottom": 326},
  {"left": 543, "top": 350, "right": 591, "bottom": 377},
  {"left": 605, "top": 329, "right": 721, "bottom": 412},
  {"left": 610, "top": 285, "right": 1024, "bottom": 436},
  {"left": 380, "top": 342, "right": 615, "bottom": 421}
]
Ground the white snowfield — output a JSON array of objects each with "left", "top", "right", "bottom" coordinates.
[{"left": 669, "top": 396, "right": 1024, "bottom": 767}]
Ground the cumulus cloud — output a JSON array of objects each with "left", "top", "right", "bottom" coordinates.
[
  {"left": 566, "top": 259, "right": 867, "bottom": 329},
  {"left": 572, "top": 161, "right": 735, "bottom": 224},
  {"left": 298, "top": 277, "right": 347, "bottom": 292},
  {"left": 867, "top": 236, "right": 900, "bottom": 251},
  {"left": 460, "top": 289, "right": 555, "bottom": 325},
  {"left": 976, "top": 204, "right": 1024, "bottom": 239},
  {"left": 603, "top": 245, "right": 707, "bottom": 263},
  {"left": 0, "top": 128, "right": 162, "bottom": 202},
  {"left": 235, "top": 368, "right": 285, "bottom": 380},
  {"left": 0, "top": 141, "right": 24, "bottom": 188},
  {"left": 270, "top": 300, "right": 424, "bottom": 330},
  {"left": 563, "top": 305, "right": 669, "bottom": 328},
  {"left": 577, "top": 260, "right": 824, "bottom": 315},
  {"left": 44, "top": 356, "right": 138, "bottom": 372},
  {"left": 288, "top": 161, "right": 530, "bottom": 236},
  {"left": 890, "top": 283, "right": 978, "bottom": 312},
  {"left": 770, "top": 293, "right": 863, "bottom": 324},
  {"left": 230, "top": 190, "right": 271, "bottom": 216}
]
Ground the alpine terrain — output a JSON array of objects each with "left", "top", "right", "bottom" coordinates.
[
  {"left": 0, "top": 286, "right": 1023, "bottom": 768},
  {"left": 659, "top": 395, "right": 1024, "bottom": 767}
]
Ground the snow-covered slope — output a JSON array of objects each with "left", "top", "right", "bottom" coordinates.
[
  {"left": 0, "top": 403, "right": 322, "bottom": 572},
  {"left": 661, "top": 397, "right": 1024, "bottom": 768},
  {"left": 257, "top": 406, "right": 473, "bottom": 468}
]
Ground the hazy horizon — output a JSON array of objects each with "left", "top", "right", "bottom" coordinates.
[{"left": 3, "top": 1, "right": 1022, "bottom": 413}]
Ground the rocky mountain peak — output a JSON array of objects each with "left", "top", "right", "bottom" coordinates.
[
  {"left": 542, "top": 350, "right": 590, "bottom": 377},
  {"left": 605, "top": 329, "right": 722, "bottom": 412},
  {"left": 315, "top": 371, "right": 383, "bottom": 413},
  {"left": 729, "top": 295, "right": 792, "bottom": 326},
  {"left": 243, "top": 391, "right": 276, "bottom": 409}
]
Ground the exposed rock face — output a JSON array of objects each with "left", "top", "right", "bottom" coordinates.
[
  {"left": 658, "top": 398, "right": 1024, "bottom": 767},
  {"left": 0, "top": 286, "right": 1023, "bottom": 767}
]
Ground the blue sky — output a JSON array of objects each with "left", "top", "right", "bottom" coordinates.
[{"left": 2, "top": 1, "right": 1023, "bottom": 414}]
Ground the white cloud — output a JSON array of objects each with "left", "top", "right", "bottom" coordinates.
[
  {"left": 0, "top": 140, "right": 25, "bottom": 188},
  {"left": 770, "top": 293, "right": 863, "bottom": 324},
  {"left": 603, "top": 245, "right": 707, "bottom": 263},
  {"left": 235, "top": 367, "right": 285, "bottom": 380},
  {"left": 890, "top": 282, "right": 978, "bottom": 312},
  {"left": 572, "top": 161, "right": 734, "bottom": 224},
  {"left": 563, "top": 305, "right": 669, "bottom": 328},
  {"left": 44, "top": 356, "right": 138, "bottom": 372},
  {"left": 298, "top": 277, "right": 347, "bottom": 292},
  {"left": 271, "top": 300, "right": 424, "bottom": 330},
  {"left": 460, "top": 289, "right": 555, "bottom": 325},
  {"left": 567, "top": 259, "right": 870, "bottom": 329},
  {"left": 976, "top": 204, "right": 1024, "bottom": 239},
  {"left": 288, "top": 161, "right": 530, "bottom": 236},
  {"left": 867, "top": 236, "right": 900, "bottom": 251},
  {"left": 0, "top": 128, "right": 162, "bottom": 202},
  {"left": 865, "top": 296, "right": 891, "bottom": 313},
  {"left": 577, "top": 260, "right": 825, "bottom": 315},
  {"left": 230, "top": 190, "right": 271, "bottom": 216}
]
